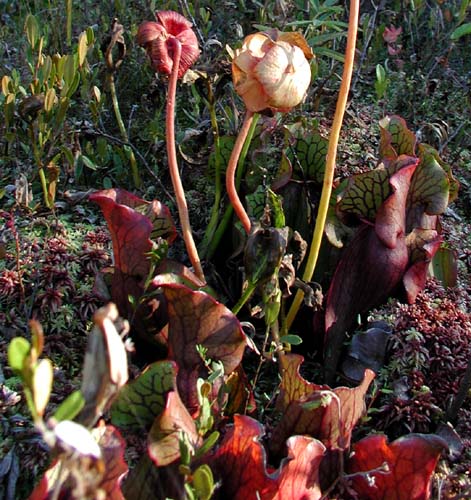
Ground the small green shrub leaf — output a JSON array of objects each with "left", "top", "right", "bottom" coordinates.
[
  {"left": 53, "top": 390, "right": 86, "bottom": 422},
  {"left": 44, "top": 88, "right": 56, "bottom": 113},
  {"left": 192, "top": 464, "right": 215, "bottom": 500},
  {"left": 279, "top": 334, "right": 303, "bottom": 346},
  {"left": 25, "top": 14, "right": 39, "bottom": 48},
  {"left": 78, "top": 32, "right": 88, "bottom": 67},
  {"left": 8, "top": 337, "right": 31, "bottom": 374},
  {"left": 450, "top": 23, "right": 471, "bottom": 40},
  {"left": 111, "top": 360, "right": 178, "bottom": 430}
]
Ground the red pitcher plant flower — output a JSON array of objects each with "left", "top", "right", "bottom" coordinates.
[
  {"left": 138, "top": 11, "right": 204, "bottom": 282},
  {"left": 137, "top": 10, "right": 200, "bottom": 78},
  {"left": 227, "top": 30, "right": 313, "bottom": 234}
]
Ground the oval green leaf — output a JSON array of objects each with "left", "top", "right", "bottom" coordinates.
[
  {"left": 53, "top": 390, "right": 86, "bottom": 422},
  {"left": 8, "top": 337, "right": 31, "bottom": 374}
]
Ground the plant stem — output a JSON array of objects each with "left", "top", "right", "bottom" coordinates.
[
  {"left": 205, "top": 112, "right": 259, "bottom": 260},
  {"left": 166, "top": 39, "right": 205, "bottom": 282},
  {"left": 226, "top": 109, "right": 255, "bottom": 234},
  {"left": 285, "top": 0, "right": 360, "bottom": 330},
  {"left": 108, "top": 72, "right": 141, "bottom": 188},
  {"left": 199, "top": 85, "right": 222, "bottom": 259},
  {"left": 232, "top": 281, "right": 257, "bottom": 315},
  {"left": 66, "top": 0, "right": 72, "bottom": 47}
]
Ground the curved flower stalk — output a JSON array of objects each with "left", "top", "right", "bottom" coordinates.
[
  {"left": 228, "top": 30, "right": 313, "bottom": 234},
  {"left": 138, "top": 11, "right": 205, "bottom": 282},
  {"left": 285, "top": 0, "right": 360, "bottom": 330}
]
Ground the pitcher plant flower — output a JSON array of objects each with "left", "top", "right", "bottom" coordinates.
[
  {"left": 227, "top": 30, "right": 313, "bottom": 234},
  {"left": 138, "top": 11, "right": 205, "bottom": 282},
  {"left": 232, "top": 30, "right": 313, "bottom": 113}
]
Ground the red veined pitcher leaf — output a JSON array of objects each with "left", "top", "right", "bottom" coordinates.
[
  {"left": 330, "top": 368, "right": 375, "bottom": 449},
  {"left": 277, "top": 354, "right": 319, "bottom": 411},
  {"left": 273, "top": 359, "right": 374, "bottom": 455},
  {"left": 273, "top": 435, "right": 325, "bottom": 500},
  {"left": 147, "top": 390, "right": 201, "bottom": 467},
  {"left": 323, "top": 164, "right": 417, "bottom": 383},
  {"left": 160, "top": 283, "right": 248, "bottom": 410},
  {"left": 208, "top": 415, "right": 325, "bottom": 500},
  {"left": 270, "top": 390, "right": 341, "bottom": 457},
  {"left": 348, "top": 433, "right": 448, "bottom": 500},
  {"left": 89, "top": 188, "right": 176, "bottom": 278},
  {"left": 403, "top": 231, "right": 443, "bottom": 303}
]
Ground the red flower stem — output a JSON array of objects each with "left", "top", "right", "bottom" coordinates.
[
  {"left": 166, "top": 38, "right": 205, "bottom": 282},
  {"left": 226, "top": 109, "right": 254, "bottom": 234}
]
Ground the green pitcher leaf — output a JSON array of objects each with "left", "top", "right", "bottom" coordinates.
[
  {"left": 412, "top": 144, "right": 459, "bottom": 211},
  {"left": 338, "top": 163, "right": 393, "bottom": 222},
  {"left": 246, "top": 186, "right": 285, "bottom": 228},
  {"left": 287, "top": 127, "right": 327, "bottom": 183},
  {"left": 111, "top": 360, "right": 178, "bottom": 430},
  {"left": 379, "top": 115, "right": 417, "bottom": 158},
  {"left": 429, "top": 246, "right": 458, "bottom": 288}
]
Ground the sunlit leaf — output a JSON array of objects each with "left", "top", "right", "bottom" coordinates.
[
  {"left": 55, "top": 420, "right": 102, "bottom": 458},
  {"left": 207, "top": 415, "right": 325, "bottom": 499},
  {"left": 111, "top": 360, "right": 178, "bottom": 430},
  {"left": 33, "top": 358, "right": 53, "bottom": 417}
]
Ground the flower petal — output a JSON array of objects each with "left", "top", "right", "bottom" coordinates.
[{"left": 137, "top": 21, "right": 165, "bottom": 47}]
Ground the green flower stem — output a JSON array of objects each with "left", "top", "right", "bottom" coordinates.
[
  {"left": 226, "top": 109, "right": 255, "bottom": 234},
  {"left": 285, "top": 0, "right": 360, "bottom": 330},
  {"left": 166, "top": 39, "right": 205, "bottom": 282},
  {"left": 66, "top": 0, "right": 72, "bottom": 47},
  {"left": 108, "top": 72, "right": 141, "bottom": 188},
  {"left": 38, "top": 167, "right": 52, "bottom": 209},
  {"left": 232, "top": 280, "right": 257, "bottom": 315},
  {"left": 199, "top": 88, "right": 222, "bottom": 259},
  {"left": 205, "top": 112, "right": 260, "bottom": 260}
]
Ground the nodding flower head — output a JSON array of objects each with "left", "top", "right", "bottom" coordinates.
[
  {"left": 137, "top": 10, "right": 200, "bottom": 78},
  {"left": 232, "top": 30, "right": 313, "bottom": 114}
]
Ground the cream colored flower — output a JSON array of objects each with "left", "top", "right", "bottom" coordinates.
[{"left": 232, "top": 30, "right": 313, "bottom": 113}]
